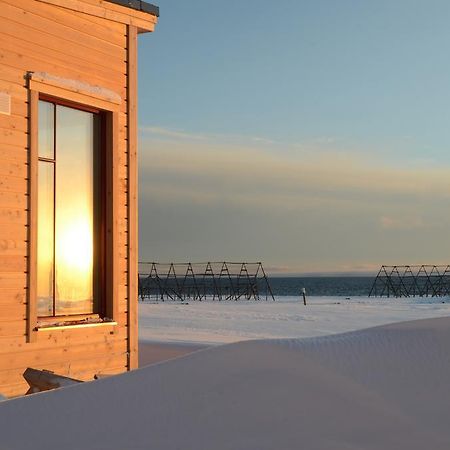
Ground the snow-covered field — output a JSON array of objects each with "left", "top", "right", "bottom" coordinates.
[
  {"left": 2, "top": 316, "right": 450, "bottom": 449},
  {"left": 139, "top": 295, "right": 450, "bottom": 344},
  {"left": 2, "top": 297, "right": 450, "bottom": 449}
]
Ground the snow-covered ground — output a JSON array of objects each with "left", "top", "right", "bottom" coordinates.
[
  {"left": 139, "top": 296, "right": 450, "bottom": 344},
  {"left": 2, "top": 297, "right": 450, "bottom": 449},
  {"left": 2, "top": 316, "right": 450, "bottom": 449}
]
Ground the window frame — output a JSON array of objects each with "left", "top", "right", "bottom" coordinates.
[
  {"left": 37, "top": 95, "right": 105, "bottom": 320},
  {"left": 27, "top": 73, "right": 121, "bottom": 341}
]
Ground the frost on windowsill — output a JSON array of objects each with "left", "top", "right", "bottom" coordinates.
[{"left": 36, "top": 316, "right": 115, "bottom": 330}]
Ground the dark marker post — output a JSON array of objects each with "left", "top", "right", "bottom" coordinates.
[{"left": 302, "top": 287, "right": 307, "bottom": 306}]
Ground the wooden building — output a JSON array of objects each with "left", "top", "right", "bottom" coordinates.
[{"left": 0, "top": 0, "right": 158, "bottom": 397}]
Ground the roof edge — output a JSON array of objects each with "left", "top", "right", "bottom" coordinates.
[{"left": 105, "top": 0, "right": 159, "bottom": 17}]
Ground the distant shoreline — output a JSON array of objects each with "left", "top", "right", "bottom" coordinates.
[{"left": 268, "top": 272, "right": 377, "bottom": 278}]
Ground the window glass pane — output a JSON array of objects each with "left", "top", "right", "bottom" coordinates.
[
  {"left": 55, "top": 105, "right": 96, "bottom": 315},
  {"left": 37, "top": 161, "right": 54, "bottom": 316},
  {"left": 38, "top": 101, "right": 54, "bottom": 159}
]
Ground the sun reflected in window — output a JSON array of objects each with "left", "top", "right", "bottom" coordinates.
[{"left": 37, "top": 100, "right": 100, "bottom": 317}]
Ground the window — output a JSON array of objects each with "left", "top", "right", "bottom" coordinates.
[
  {"left": 26, "top": 72, "right": 121, "bottom": 338},
  {"left": 36, "top": 98, "right": 104, "bottom": 317}
]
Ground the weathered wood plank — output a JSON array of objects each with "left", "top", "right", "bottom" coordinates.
[
  {"left": 0, "top": 147, "right": 28, "bottom": 166},
  {"left": 0, "top": 207, "right": 27, "bottom": 225},
  {"left": 6, "top": 0, "right": 127, "bottom": 45},
  {"left": 0, "top": 303, "right": 26, "bottom": 321},
  {"left": 0, "top": 339, "right": 128, "bottom": 370},
  {"left": 54, "top": 1, "right": 126, "bottom": 34},
  {"left": 0, "top": 175, "right": 27, "bottom": 194},
  {"left": 0, "top": 62, "right": 29, "bottom": 85},
  {"left": 0, "top": 191, "right": 27, "bottom": 209},
  {"left": 0, "top": 288, "right": 26, "bottom": 306},
  {"left": 0, "top": 325, "right": 127, "bottom": 354},
  {"left": 0, "top": 255, "right": 27, "bottom": 272},
  {"left": 0, "top": 361, "right": 127, "bottom": 398},
  {"left": 0, "top": 381, "right": 29, "bottom": 398},
  {"left": 8, "top": 97, "right": 28, "bottom": 118},
  {"left": 0, "top": 79, "right": 27, "bottom": 100},
  {"left": 0, "top": 14, "right": 125, "bottom": 75},
  {"left": 0, "top": 127, "right": 27, "bottom": 148},
  {"left": 0, "top": 160, "right": 27, "bottom": 178},
  {"left": 0, "top": 54, "right": 126, "bottom": 109},
  {"left": 0, "top": 1, "right": 127, "bottom": 58},
  {"left": 82, "top": 0, "right": 157, "bottom": 25},
  {"left": 0, "top": 319, "right": 26, "bottom": 337},
  {"left": 36, "top": 0, "right": 157, "bottom": 32},
  {"left": 0, "top": 114, "right": 28, "bottom": 133},
  {"left": 0, "top": 32, "right": 126, "bottom": 91},
  {"left": 0, "top": 272, "right": 27, "bottom": 289},
  {"left": 0, "top": 352, "right": 127, "bottom": 387},
  {"left": 29, "top": 81, "right": 122, "bottom": 113},
  {"left": 0, "top": 238, "right": 27, "bottom": 256}
]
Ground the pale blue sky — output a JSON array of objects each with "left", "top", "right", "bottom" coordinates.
[{"left": 136, "top": 1, "right": 450, "bottom": 274}]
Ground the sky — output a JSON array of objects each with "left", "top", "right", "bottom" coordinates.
[{"left": 136, "top": 0, "right": 450, "bottom": 275}]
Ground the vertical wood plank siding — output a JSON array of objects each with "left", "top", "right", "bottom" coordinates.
[
  {"left": 26, "top": 89, "right": 38, "bottom": 344},
  {"left": 0, "top": 0, "right": 133, "bottom": 397},
  {"left": 127, "top": 25, "right": 138, "bottom": 370}
]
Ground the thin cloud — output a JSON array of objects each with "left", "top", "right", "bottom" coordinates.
[
  {"left": 140, "top": 138, "right": 450, "bottom": 202},
  {"left": 139, "top": 126, "right": 208, "bottom": 141},
  {"left": 138, "top": 132, "right": 450, "bottom": 272},
  {"left": 139, "top": 125, "right": 277, "bottom": 146},
  {"left": 380, "top": 216, "right": 425, "bottom": 230}
]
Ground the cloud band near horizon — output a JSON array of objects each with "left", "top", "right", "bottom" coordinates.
[{"left": 138, "top": 126, "right": 450, "bottom": 274}]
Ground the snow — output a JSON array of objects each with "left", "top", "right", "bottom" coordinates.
[
  {"left": 1, "top": 298, "right": 450, "bottom": 449},
  {"left": 30, "top": 72, "right": 122, "bottom": 104},
  {"left": 139, "top": 295, "right": 450, "bottom": 344}
]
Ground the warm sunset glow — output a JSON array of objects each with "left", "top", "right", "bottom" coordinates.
[
  {"left": 56, "top": 219, "right": 93, "bottom": 274},
  {"left": 37, "top": 100, "right": 98, "bottom": 316},
  {"left": 55, "top": 217, "right": 93, "bottom": 302},
  {"left": 36, "top": 159, "right": 54, "bottom": 316}
]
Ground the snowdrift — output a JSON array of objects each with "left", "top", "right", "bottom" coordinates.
[{"left": 1, "top": 317, "right": 450, "bottom": 450}]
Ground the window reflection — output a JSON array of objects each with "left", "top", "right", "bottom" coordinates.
[
  {"left": 37, "top": 161, "right": 54, "bottom": 316},
  {"left": 38, "top": 101, "right": 54, "bottom": 159},
  {"left": 55, "top": 106, "right": 96, "bottom": 315},
  {"left": 37, "top": 100, "right": 100, "bottom": 317}
]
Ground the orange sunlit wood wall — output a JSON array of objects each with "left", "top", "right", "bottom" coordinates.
[{"left": 0, "top": 0, "right": 158, "bottom": 397}]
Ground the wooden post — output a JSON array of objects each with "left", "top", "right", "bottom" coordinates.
[
  {"left": 127, "top": 24, "right": 139, "bottom": 370},
  {"left": 105, "top": 111, "right": 120, "bottom": 324},
  {"left": 27, "top": 87, "right": 39, "bottom": 343}
]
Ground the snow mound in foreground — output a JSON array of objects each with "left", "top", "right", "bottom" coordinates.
[{"left": 1, "top": 317, "right": 450, "bottom": 450}]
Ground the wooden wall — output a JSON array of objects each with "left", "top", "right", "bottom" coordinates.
[{"left": 0, "top": 0, "right": 145, "bottom": 397}]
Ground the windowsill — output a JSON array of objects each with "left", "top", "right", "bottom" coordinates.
[{"left": 36, "top": 316, "right": 117, "bottom": 331}]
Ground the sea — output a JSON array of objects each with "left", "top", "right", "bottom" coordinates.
[
  {"left": 139, "top": 273, "right": 450, "bottom": 303},
  {"left": 267, "top": 276, "right": 374, "bottom": 297}
]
